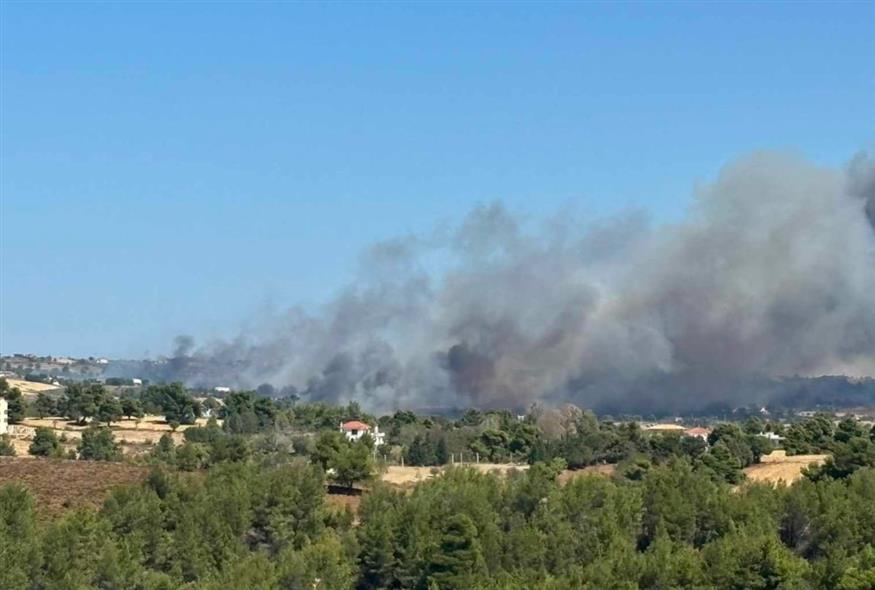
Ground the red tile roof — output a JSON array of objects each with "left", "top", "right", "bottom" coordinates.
[
  {"left": 684, "top": 427, "right": 711, "bottom": 436},
  {"left": 341, "top": 420, "right": 370, "bottom": 431}
]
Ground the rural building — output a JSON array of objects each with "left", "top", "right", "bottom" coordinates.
[
  {"left": 0, "top": 398, "right": 7, "bottom": 435},
  {"left": 683, "top": 427, "right": 711, "bottom": 441},
  {"left": 340, "top": 420, "right": 385, "bottom": 446},
  {"left": 759, "top": 431, "right": 785, "bottom": 442}
]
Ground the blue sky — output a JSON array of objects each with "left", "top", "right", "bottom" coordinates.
[{"left": 2, "top": 2, "right": 873, "bottom": 358}]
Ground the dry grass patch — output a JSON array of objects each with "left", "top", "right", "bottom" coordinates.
[
  {"left": 743, "top": 450, "right": 829, "bottom": 485},
  {"left": 11, "top": 415, "right": 217, "bottom": 457},
  {"left": 5, "top": 379, "right": 63, "bottom": 397},
  {"left": 0, "top": 457, "right": 148, "bottom": 515},
  {"left": 381, "top": 463, "right": 529, "bottom": 488}
]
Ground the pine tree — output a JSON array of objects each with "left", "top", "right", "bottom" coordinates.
[
  {"left": 427, "top": 514, "right": 486, "bottom": 590},
  {"left": 29, "top": 427, "right": 61, "bottom": 457},
  {"left": 435, "top": 437, "right": 450, "bottom": 465}
]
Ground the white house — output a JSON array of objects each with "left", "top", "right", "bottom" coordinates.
[
  {"left": 759, "top": 431, "right": 785, "bottom": 442},
  {"left": 0, "top": 398, "right": 7, "bottom": 436},
  {"left": 340, "top": 420, "right": 385, "bottom": 447}
]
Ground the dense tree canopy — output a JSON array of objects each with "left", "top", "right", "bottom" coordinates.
[
  {"left": 2, "top": 395, "right": 875, "bottom": 589},
  {"left": 142, "top": 383, "right": 202, "bottom": 426}
]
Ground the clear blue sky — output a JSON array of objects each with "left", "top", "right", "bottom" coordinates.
[{"left": 2, "top": 2, "right": 873, "bottom": 358}]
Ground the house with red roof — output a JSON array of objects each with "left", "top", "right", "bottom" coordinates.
[
  {"left": 340, "top": 420, "right": 385, "bottom": 446},
  {"left": 683, "top": 427, "right": 712, "bottom": 442}
]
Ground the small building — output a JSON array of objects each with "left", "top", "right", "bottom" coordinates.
[
  {"left": 643, "top": 423, "right": 686, "bottom": 433},
  {"left": 0, "top": 398, "right": 7, "bottom": 435},
  {"left": 340, "top": 420, "right": 385, "bottom": 447},
  {"left": 759, "top": 431, "right": 785, "bottom": 442},
  {"left": 131, "top": 378, "right": 143, "bottom": 386},
  {"left": 683, "top": 427, "right": 712, "bottom": 441},
  {"left": 213, "top": 386, "right": 231, "bottom": 394}
]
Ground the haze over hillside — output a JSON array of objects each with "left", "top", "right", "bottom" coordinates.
[{"left": 107, "top": 151, "right": 875, "bottom": 413}]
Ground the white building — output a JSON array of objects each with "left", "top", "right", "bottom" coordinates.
[
  {"left": 759, "top": 431, "right": 785, "bottom": 442},
  {"left": 0, "top": 398, "right": 7, "bottom": 435},
  {"left": 340, "top": 420, "right": 385, "bottom": 447}
]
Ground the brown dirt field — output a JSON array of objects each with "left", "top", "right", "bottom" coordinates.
[
  {"left": 22, "top": 415, "right": 215, "bottom": 434},
  {"left": 381, "top": 463, "right": 529, "bottom": 487},
  {"left": 743, "top": 450, "right": 829, "bottom": 485},
  {"left": 0, "top": 457, "right": 149, "bottom": 515},
  {"left": 14, "top": 416, "right": 222, "bottom": 456},
  {"left": 5, "top": 379, "right": 63, "bottom": 397}
]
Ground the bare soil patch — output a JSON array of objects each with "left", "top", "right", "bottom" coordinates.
[
  {"left": 743, "top": 450, "right": 829, "bottom": 485},
  {"left": 4, "top": 379, "right": 63, "bottom": 397},
  {"left": 13, "top": 416, "right": 220, "bottom": 456},
  {"left": 381, "top": 463, "right": 529, "bottom": 488},
  {"left": 0, "top": 457, "right": 148, "bottom": 515}
]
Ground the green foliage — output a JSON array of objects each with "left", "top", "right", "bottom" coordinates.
[
  {"left": 175, "top": 441, "right": 209, "bottom": 471},
  {"left": 33, "top": 392, "right": 58, "bottom": 418},
  {"left": 312, "top": 430, "right": 347, "bottom": 470},
  {"left": 152, "top": 433, "right": 176, "bottom": 463},
  {"left": 78, "top": 425, "right": 121, "bottom": 461},
  {"left": 0, "top": 378, "right": 25, "bottom": 423},
  {"left": 28, "top": 427, "right": 61, "bottom": 457},
  {"left": 427, "top": 514, "right": 487, "bottom": 589},
  {"left": 291, "top": 401, "right": 375, "bottom": 431},
  {"left": 142, "top": 383, "right": 201, "bottom": 425},
  {"left": 0, "top": 434, "right": 15, "bottom": 456},
  {"left": 332, "top": 441, "right": 375, "bottom": 489},
  {"left": 0, "top": 484, "right": 40, "bottom": 587},
  {"left": 703, "top": 532, "right": 810, "bottom": 589},
  {"left": 221, "top": 391, "right": 278, "bottom": 434},
  {"left": 784, "top": 414, "right": 836, "bottom": 455},
  {"left": 183, "top": 417, "right": 223, "bottom": 443},
  {"left": 61, "top": 382, "right": 109, "bottom": 425},
  {"left": 406, "top": 433, "right": 437, "bottom": 466},
  {"left": 5, "top": 405, "right": 875, "bottom": 589},
  {"left": 808, "top": 436, "right": 875, "bottom": 481},
  {"left": 121, "top": 396, "right": 144, "bottom": 419},
  {"left": 95, "top": 395, "right": 123, "bottom": 425}
]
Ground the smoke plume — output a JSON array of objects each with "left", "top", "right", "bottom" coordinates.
[{"left": 120, "top": 151, "right": 875, "bottom": 413}]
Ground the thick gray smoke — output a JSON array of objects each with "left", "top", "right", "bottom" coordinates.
[{"left": 128, "top": 151, "right": 875, "bottom": 412}]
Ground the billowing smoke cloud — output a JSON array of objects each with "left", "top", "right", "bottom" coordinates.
[{"left": 119, "top": 151, "right": 875, "bottom": 413}]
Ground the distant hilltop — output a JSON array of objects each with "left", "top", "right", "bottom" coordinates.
[
  {"left": 5, "top": 352, "right": 875, "bottom": 418},
  {"left": 1, "top": 353, "right": 110, "bottom": 380}
]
